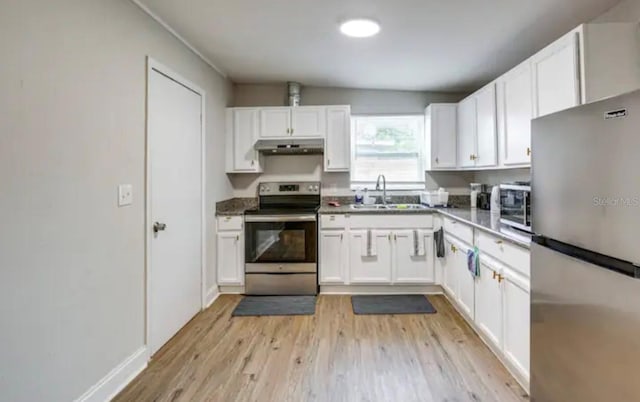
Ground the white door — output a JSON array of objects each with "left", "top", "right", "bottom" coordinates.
[
  {"left": 499, "top": 61, "right": 533, "bottom": 166},
  {"left": 457, "top": 97, "right": 477, "bottom": 168},
  {"left": 429, "top": 104, "right": 457, "bottom": 169},
  {"left": 325, "top": 106, "right": 351, "bottom": 171},
  {"left": 319, "top": 230, "right": 347, "bottom": 284},
  {"left": 216, "top": 232, "right": 243, "bottom": 285},
  {"left": 475, "top": 257, "right": 503, "bottom": 347},
  {"left": 393, "top": 230, "right": 434, "bottom": 283},
  {"left": 455, "top": 242, "right": 475, "bottom": 319},
  {"left": 291, "top": 106, "right": 326, "bottom": 137},
  {"left": 148, "top": 66, "right": 202, "bottom": 355},
  {"left": 260, "top": 107, "right": 291, "bottom": 138},
  {"left": 475, "top": 84, "right": 498, "bottom": 167},
  {"left": 532, "top": 30, "right": 581, "bottom": 117},
  {"left": 349, "top": 230, "right": 392, "bottom": 283},
  {"left": 503, "top": 268, "right": 531, "bottom": 380},
  {"left": 231, "top": 109, "right": 260, "bottom": 171},
  {"left": 443, "top": 238, "right": 457, "bottom": 297}
]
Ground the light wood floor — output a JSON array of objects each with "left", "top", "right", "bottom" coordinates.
[{"left": 115, "top": 295, "right": 528, "bottom": 402}]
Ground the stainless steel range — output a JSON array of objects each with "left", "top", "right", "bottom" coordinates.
[{"left": 243, "top": 182, "right": 320, "bottom": 295}]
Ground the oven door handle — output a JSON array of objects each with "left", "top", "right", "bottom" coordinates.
[{"left": 244, "top": 215, "right": 317, "bottom": 223}]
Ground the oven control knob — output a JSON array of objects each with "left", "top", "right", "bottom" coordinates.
[
  {"left": 259, "top": 185, "right": 265, "bottom": 193},
  {"left": 308, "top": 185, "right": 314, "bottom": 192},
  {"left": 313, "top": 185, "right": 319, "bottom": 192}
]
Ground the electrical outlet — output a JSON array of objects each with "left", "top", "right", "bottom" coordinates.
[{"left": 118, "top": 184, "right": 133, "bottom": 207}]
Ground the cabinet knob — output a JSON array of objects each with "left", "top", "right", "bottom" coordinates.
[
  {"left": 498, "top": 274, "right": 504, "bottom": 283},
  {"left": 251, "top": 160, "right": 255, "bottom": 166},
  {"left": 327, "top": 159, "right": 331, "bottom": 166},
  {"left": 435, "top": 157, "right": 439, "bottom": 164},
  {"left": 526, "top": 147, "right": 531, "bottom": 156},
  {"left": 492, "top": 271, "right": 498, "bottom": 280}
]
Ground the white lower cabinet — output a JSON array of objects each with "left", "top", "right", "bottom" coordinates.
[
  {"left": 216, "top": 231, "right": 243, "bottom": 285},
  {"left": 319, "top": 230, "right": 348, "bottom": 284},
  {"left": 349, "top": 230, "right": 393, "bottom": 284},
  {"left": 503, "top": 267, "right": 531, "bottom": 381},
  {"left": 475, "top": 256, "right": 504, "bottom": 347},
  {"left": 393, "top": 230, "right": 434, "bottom": 283},
  {"left": 443, "top": 219, "right": 530, "bottom": 390}
]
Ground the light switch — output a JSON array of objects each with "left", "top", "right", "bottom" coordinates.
[{"left": 118, "top": 184, "right": 133, "bottom": 207}]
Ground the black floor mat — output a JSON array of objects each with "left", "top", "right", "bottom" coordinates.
[
  {"left": 351, "top": 295, "right": 437, "bottom": 315},
  {"left": 232, "top": 296, "right": 317, "bottom": 317}
]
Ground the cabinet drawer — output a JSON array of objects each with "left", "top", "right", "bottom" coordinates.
[
  {"left": 443, "top": 217, "right": 473, "bottom": 244},
  {"left": 217, "top": 215, "right": 244, "bottom": 231},
  {"left": 320, "top": 214, "right": 347, "bottom": 229},
  {"left": 476, "top": 230, "right": 530, "bottom": 277},
  {"left": 349, "top": 214, "right": 433, "bottom": 229}
]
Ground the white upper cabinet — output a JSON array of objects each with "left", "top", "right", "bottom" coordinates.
[
  {"left": 324, "top": 105, "right": 351, "bottom": 172},
  {"left": 474, "top": 83, "right": 498, "bottom": 167},
  {"left": 260, "top": 107, "right": 292, "bottom": 138},
  {"left": 425, "top": 103, "right": 457, "bottom": 170},
  {"left": 457, "top": 83, "right": 498, "bottom": 169},
  {"left": 259, "top": 106, "right": 327, "bottom": 138},
  {"left": 532, "top": 23, "right": 640, "bottom": 119},
  {"left": 497, "top": 60, "right": 533, "bottom": 166},
  {"left": 225, "top": 108, "right": 262, "bottom": 173},
  {"left": 532, "top": 30, "right": 581, "bottom": 118},
  {"left": 457, "top": 96, "right": 477, "bottom": 168},
  {"left": 291, "top": 106, "right": 326, "bottom": 137}
]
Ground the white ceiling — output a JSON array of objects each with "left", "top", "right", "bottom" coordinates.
[{"left": 138, "top": 0, "right": 621, "bottom": 92}]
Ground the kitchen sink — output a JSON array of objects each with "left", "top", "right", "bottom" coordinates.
[
  {"left": 350, "top": 204, "right": 389, "bottom": 210},
  {"left": 350, "top": 204, "right": 428, "bottom": 210}
]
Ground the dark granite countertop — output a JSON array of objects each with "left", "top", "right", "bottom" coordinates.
[
  {"left": 215, "top": 198, "right": 257, "bottom": 216},
  {"left": 318, "top": 204, "right": 530, "bottom": 249}
]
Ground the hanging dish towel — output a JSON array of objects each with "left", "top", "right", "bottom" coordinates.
[
  {"left": 467, "top": 247, "right": 480, "bottom": 277},
  {"left": 362, "top": 230, "right": 377, "bottom": 257},
  {"left": 410, "top": 230, "right": 426, "bottom": 257},
  {"left": 434, "top": 228, "right": 445, "bottom": 258}
]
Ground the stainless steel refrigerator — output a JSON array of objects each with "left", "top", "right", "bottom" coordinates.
[{"left": 531, "top": 89, "right": 640, "bottom": 402}]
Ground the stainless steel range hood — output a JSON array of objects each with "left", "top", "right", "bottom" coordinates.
[{"left": 254, "top": 139, "right": 324, "bottom": 155}]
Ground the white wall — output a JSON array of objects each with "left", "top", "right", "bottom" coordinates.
[
  {"left": 231, "top": 84, "right": 472, "bottom": 196},
  {"left": 593, "top": 0, "right": 640, "bottom": 22},
  {"left": 0, "top": 1, "right": 232, "bottom": 401}
]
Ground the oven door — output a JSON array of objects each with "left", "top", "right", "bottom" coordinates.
[
  {"left": 500, "top": 187, "right": 531, "bottom": 231},
  {"left": 244, "top": 215, "right": 317, "bottom": 268}
]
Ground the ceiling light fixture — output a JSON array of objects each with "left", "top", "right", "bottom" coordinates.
[{"left": 339, "top": 19, "right": 380, "bottom": 38}]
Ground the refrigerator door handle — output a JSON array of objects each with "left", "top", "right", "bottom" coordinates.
[{"left": 532, "top": 235, "right": 640, "bottom": 279}]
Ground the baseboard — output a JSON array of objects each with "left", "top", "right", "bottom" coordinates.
[
  {"left": 205, "top": 287, "right": 220, "bottom": 308},
  {"left": 219, "top": 285, "right": 244, "bottom": 294},
  {"left": 75, "top": 346, "right": 147, "bottom": 402},
  {"left": 441, "top": 292, "right": 530, "bottom": 394},
  {"left": 320, "top": 284, "right": 444, "bottom": 295}
]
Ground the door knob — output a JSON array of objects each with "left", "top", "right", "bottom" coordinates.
[{"left": 153, "top": 222, "right": 167, "bottom": 233}]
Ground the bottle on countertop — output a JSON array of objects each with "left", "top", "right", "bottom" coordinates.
[
  {"left": 490, "top": 185, "right": 501, "bottom": 214},
  {"left": 355, "top": 188, "right": 364, "bottom": 204}
]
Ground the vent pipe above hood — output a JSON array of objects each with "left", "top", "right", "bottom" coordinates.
[{"left": 288, "top": 82, "right": 301, "bottom": 106}]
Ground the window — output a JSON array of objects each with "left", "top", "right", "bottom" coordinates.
[{"left": 351, "top": 115, "right": 425, "bottom": 190}]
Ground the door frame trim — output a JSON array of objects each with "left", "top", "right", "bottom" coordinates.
[{"left": 145, "top": 56, "right": 207, "bottom": 357}]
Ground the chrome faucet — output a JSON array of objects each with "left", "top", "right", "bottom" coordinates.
[{"left": 375, "top": 174, "right": 388, "bottom": 205}]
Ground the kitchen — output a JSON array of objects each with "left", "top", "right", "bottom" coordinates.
[{"left": 3, "top": 1, "right": 640, "bottom": 402}]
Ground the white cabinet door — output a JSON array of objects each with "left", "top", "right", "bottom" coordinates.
[
  {"left": 455, "top": 242, "right": 475, "bottom": 320},
  {"left": 325, "top": 106, "right": 351, "bottom": 171},
  {"left": 393, "top": 230, "right": 434, "bottom": 284},
  {"left": 532, "top": 30, "right": 581, "bottom": 118},
  {"left": 503, "top": 268, "right": 531, "bottom": 381},
  {"left": 457, "top": 97, "right": 477, "bottom": 168},
  {"left": 217, "top": 232, "right": 243, "bottom": 285},
  {"left": 443, "top": 238, "right": 457, "bottom": 297},
  {"left": 426, "top": 104, "right": 457, "bottom": 170},
  {"left": 229, "top": 109, "right": 261, "bottom": 172},
  {"left": 498, "top": 61, "right": 533, "bottom": 166},
  {"left": 475, "top": 257, "right": 504, "bottom": 347},
  {"left": 474, "top": 83, "right": 498, "bottom": 168},
  {"left": 349, "top": 230, "right": 392, "bottom": 284},
  {"left": 319, "top": 230, "right": 347, "bottom": 284},
  {"left": 260, "top": 107, "right": 291, "bottom": 138},
  {"left": 291, "top": 106, "right": 326, "bottom": 137}
]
